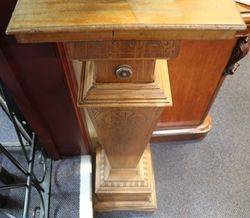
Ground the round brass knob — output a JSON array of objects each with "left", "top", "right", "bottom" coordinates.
[{"left": 115, "top": 65, "right": 133, "bottom": 80}]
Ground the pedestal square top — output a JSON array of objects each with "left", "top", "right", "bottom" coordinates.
[{"left": 7, "top": 0, "right": 246, "bottom": 42}]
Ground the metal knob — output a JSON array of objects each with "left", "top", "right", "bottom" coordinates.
[{"left": 115, "top": 65, "right": 133, "bottom": 80}]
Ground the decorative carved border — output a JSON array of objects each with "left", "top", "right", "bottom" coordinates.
[{"left": 99, "top": 148, "right": 149, "bottom": 188}]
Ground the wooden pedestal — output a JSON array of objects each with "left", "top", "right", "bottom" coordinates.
[
  {"left": 76, "top": 56, "right": 174, "bottom": 211},
  {"left": 6, "top": 0, "right": 247, "bottom": 212},
  {"left": 80, "top": 59, "right": 172, "bottom": 211}
]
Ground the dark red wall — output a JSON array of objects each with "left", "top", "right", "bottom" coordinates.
[{"left": 0, "top": 0, "right": 90, "bottom": 158}]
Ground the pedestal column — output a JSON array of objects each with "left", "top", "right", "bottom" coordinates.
[{"left": 67, "top": 40, "right": 178, "bottom": 211}]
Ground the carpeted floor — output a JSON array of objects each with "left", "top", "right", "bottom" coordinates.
[
  {"left": 0, "top": 54, "right": 249, "bottom": 218},
  {"left": 0, "top": 152, "right": 81, "bottom": 218}
]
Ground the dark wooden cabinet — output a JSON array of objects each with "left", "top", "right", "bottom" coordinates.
[
  {"left": 153, "top": 40, "right": 236, "bottom": 141},
  {"left": 153, "top": 4, "right": 250, "bottom": 142}
]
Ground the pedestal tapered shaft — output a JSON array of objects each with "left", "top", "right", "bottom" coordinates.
[
  {"left": 87, "top": 107, "right": 163, "bottom": 169},
  {"left": 77, "top": 58, "right": 172, "bottom": 211}
]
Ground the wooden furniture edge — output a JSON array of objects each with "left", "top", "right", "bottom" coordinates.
[
  {"left": 151, "top": 115, "right": 212, "bottom": 142},
  {"left": 10, "top": 30, "right": 240, "bottom": 43},
  {"left": 56, "top": 42, "right": 92, "bottom": 154}
]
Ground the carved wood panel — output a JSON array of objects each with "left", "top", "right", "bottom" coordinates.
[
  {"left": 88, "top": 107, "right": 163, "bottom": 168},
  {"left": 66, "top": 40, "right": 180, "bottom": 60}
]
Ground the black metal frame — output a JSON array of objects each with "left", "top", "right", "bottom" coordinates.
[{"left": 0, "top": 80, "right": 52, "bottom": 218}]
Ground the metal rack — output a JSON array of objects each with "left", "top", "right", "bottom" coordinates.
[{"left": 0, "top": 80, "right": 52, "bottom": 218}]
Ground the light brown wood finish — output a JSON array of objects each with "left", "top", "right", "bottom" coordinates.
[
  {"left": 6, "top": 0, "right": 245, "bottom": 42},
  {"left": 66, "top": 40, "right": 180, "bottom": 60},
  {"left": 158, "top": 40, "right": 236, "bottom": 128},
  {"left": 89, "top": 60, "right": 156, "bottom": 83},
  {"left": 78, "top": 59, "right": 172, "bottom": 107},
  {"left": 88, "top": 107, "right": 163, "bottom": 168},
  {"left": 82, "top": 62, "right": 171, "bottom": 167},
  {"left": 13, "top": 30, "right": 240, "bottom": 43},
  {"left": 77, "top": 57, "right": 172, "bottom": 211},
  {"left": 95, "top": 145, "right": 157, "bottom": 211},
  {"left": 67, "top": 5, "right": 249, "bottom": 144}
]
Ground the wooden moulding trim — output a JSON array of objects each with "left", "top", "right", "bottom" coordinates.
[
  {"left": 152, "top": 115, "right": 212, "bottom": 139},
  {"left": 95, "top": 145, "right": 157, "bottom": 212},
  {"left": 13, "top": 30, "right": 239, "bottom": 43},
  {"left": 95, "top": 146, "right": 152, "bottom": 193},
  {"left": 65, "top": 40, "right": 180, "bottom": 60},
  {"left": 7, "top": 23, "right": 246, "bottom": 35},
  {"left": 78, "top": 59, "right": 172, "bottom": 108}
]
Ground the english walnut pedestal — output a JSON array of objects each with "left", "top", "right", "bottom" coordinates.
[
  {"left": 76, "top": 56, "right": 174, "bottom": 211},
  {"left": 6, "top": 0, "right": 246, "bottom": 212}
]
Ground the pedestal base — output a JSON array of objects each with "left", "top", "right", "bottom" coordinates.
[{"left": 94, "top": 145, "right": 157, "bottom": 212}]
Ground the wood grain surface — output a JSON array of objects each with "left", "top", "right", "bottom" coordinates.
[
  {"left": 159, "top": 39, "right": 237, "bottom": 127},
  {"left": 6, "top": 0, "right": 246, "bottom": 42}
]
